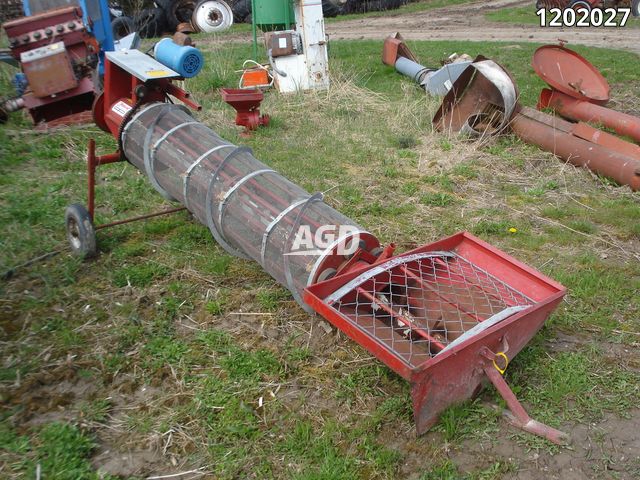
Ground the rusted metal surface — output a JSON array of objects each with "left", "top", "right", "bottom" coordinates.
[
  {"left": 512, "top": 107, "right": 640, "bottom": 191},
  {"left": 33, "top": 109, "right": 94, "bottom": 131},
  {"left": 176, "top": 22, "right": 196, "bottom": 34},
  {"left": 95, "top": 208, "right": 187, "bottom": 230},
  {"left": 433, "top": 56, "right": 517, "bottom": 136},
  {"left": 571, "top": 121, "right": 640, "bottom": 160},
  {"left": 382, "top": 32, "right": 418, "bottom": 66},
  {"left": 539, "top": 88, "right": 640, "bottom": 144},
  {"left": 2, "top": 6, "right": 90, "bottom": 58},
  {"left": 432, "top": 53, "right": 640, "bottom": 191},
  {"left": 172, "top": 31, "right": 194, "bottom": 46},
  {"left": 532, "top": 44, "right": 610, "bottom": 105},
  {"left": 382, "top": 33, "right": 472, "bottom": 97},
  {"left": 22, "top": 76, "right": 94, "bottom": 125},
  {"left": 20, "top": 42, "right": 78, "bottom": 97},
  {"left": 85, "top": 136, "right": 185, "bottom": 230}
]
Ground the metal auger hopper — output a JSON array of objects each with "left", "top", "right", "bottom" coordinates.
[
  {"left": 73, "top": 47, "right": 569, "bottom": 446},
  {"left": 304, "top": 232, "right": 568, "bottom": 444}
]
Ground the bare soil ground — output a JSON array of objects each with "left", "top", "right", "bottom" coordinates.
[{"left": 328, "top": 0, "right": 640, "bottom": 55}]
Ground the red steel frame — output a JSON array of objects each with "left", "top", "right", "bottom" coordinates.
[
  {"left": 85, "top": 55, "right": 202, "bottom": 231},
  {"left": 85, "top": 139, "right": 186, "bottom": 231}
]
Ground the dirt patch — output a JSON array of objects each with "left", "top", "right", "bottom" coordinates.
[
  {"left": 451, "top": 409, "right": 640, "bottom": 479},
  {"left": 92, "top": 447, "right": 171, "bottom": 478},
  {"left": 327, "top": 0, "right": 640, "bottom": 55}
]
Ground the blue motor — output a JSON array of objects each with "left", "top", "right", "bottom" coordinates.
[{"left": 153, "top": 38, "right": 204, "bottom": 79}]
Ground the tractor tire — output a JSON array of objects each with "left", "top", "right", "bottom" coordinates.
[
  {"left": 162, "top": 0, "right": 198, "bottom": 31},
  {"left": 232, "top": 0, "right": 251, "bottom": 23},
  {"left": 134, "top": 8, "right": 166, "bottom": 38},
  {"left": 155, "top": 0, "right": 175, "bottom": 29},
  {"left": 322, "top": 0, "right": 342, "bottom": 17},
  {"left": 111, "top": 15, "right": 135, "bottom": 40},
  {"left": 345, "top": 0, "right": 401, "bottom": 13},
  {"left": 65, "top": 204, "right": 97, "bottom": 258},
  {"left": 632, "top": 0, "right": 640, "bottom": 16}
]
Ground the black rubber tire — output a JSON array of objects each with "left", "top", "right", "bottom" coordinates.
[
  {"left": 134, "top": 8, "right": 166, "bottom": 38},
  {"left": 155, "top": 0, "right": 174, "bottom": 12},
  {"left": 156, "top": 0, "right": 180, "bottom": 32},
  {"left": 232, "top": 0, "right": 251, "bottom": 23},
  {"left": 65, "top": 204, "right": 97, "bottom": 258},
  {"left": 345, "top": 0, "right": 400, "bottom": 14},
  {"left": 162, "top": 0, "right": 197, "bottom": 31},
  {"left": 322, "top": 0, "right": 342, "bottom": 17},
  {"left": 111, "top": 15, "right": 135, "bottom": 40},
  {"left": 384, "top": 0, "right": 404, "bottom": 10},
  {"left": 632, "top": 0, "right": 640, "bottom": 17}
]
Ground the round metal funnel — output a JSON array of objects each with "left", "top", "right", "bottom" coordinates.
[
  {"left": 220, "top": 88, "right": 270, "bottom": 130},
  {"left": 532, "top": 44, "right": 610, "bottom": 105}
]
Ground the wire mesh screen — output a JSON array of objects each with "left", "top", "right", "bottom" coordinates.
[
  {"left": 324, "top": 252, "right": 533, "bottom": 368},
  {"left": 121, "top": 103, "right": 379, "bottom": 304}
]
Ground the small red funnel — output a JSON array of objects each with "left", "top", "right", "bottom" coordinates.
[{"left": 221, "top": 88, "right": 270, "bottom": 132}]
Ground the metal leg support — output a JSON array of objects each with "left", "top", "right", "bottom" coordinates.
[{"left": 484, "top": 364, "right": 569, "bottom": 445}]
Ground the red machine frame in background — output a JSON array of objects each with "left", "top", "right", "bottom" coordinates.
[{"left": 3, "top": 6, "right": 100, "bottom": 128}]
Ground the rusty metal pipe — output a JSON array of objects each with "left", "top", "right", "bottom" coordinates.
[
  {"left": 539, "top": 89, "right": 640, "bottom": 144},
  {"left": 512, "top": 107, "right": 640, "bottom": 191}
]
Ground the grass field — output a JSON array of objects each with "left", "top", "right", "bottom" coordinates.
[{"left": 1, "top": 30, "right": 639, "bottom": 479}]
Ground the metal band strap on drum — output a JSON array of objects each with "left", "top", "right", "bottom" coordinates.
[
  {"left": 148, "top": 120, "right": 202, "bottom": 199},
  {"left": 121, "top": 102, "right": 179, "bottom": 148},
  {"left": 217, "top": 168, "right": 276, "bottom": 227},
  {"left": 139, "top": 104, "right": 191, "bottom": 201},
  {"left": 260, "top": 197, "right": 309, "bottom": 267},
  {"left": 283, "top": 192, "right": 324, "bottom": 311},
  {"left": 204, "top": 146, "right": 254, "bottom": 259},
  {"left": 182, "top": 144, "right": 233, "bottom": 211}
]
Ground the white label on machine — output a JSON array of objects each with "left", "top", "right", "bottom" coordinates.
[
  {"left": 112, "top": 101, "right": 132, "bottom": 117},
  {"left": 278, "top": 37, "right": 288, "bottom": 49}
]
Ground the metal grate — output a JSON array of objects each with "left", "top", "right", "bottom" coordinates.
[{"left": 326, "top": 252, "right": 533, "bottom": 368}]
